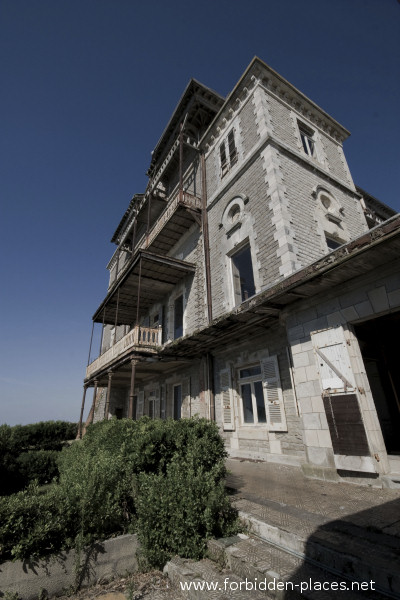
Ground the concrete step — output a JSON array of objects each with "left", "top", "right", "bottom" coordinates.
[
  {"left": 208, "top": 535, "right": 392, "bottom": 600},
  {"left": 165, "top": 554, "right": 265, "bottom": 599},
  {"left": 165, "top": 534, "right": 390, "bottom": 600},
  {"left": 234, "top": 498, "right": 400, "bottom": 599}
]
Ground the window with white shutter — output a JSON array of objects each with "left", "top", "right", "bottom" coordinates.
[
  {"left": 220, "top": 368, "right": 235, "bottom": 430},
  {"left": 260, "top": 356, "right": 287, "bottom": 431},
  {"left": 237, "top": 356, "right": 287, "bottom": 431}
]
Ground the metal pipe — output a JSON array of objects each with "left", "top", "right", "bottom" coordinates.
[{"left": 201, "top": 152, "right": 213, "bottom": 324}]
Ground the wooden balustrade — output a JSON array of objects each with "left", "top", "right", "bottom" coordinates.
[{"left": 86, "top": 325, "right": 161, "bottom": 379}]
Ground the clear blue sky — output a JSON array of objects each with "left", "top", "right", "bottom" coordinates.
[{"left": 1, "top": 0, "right": 399, "bottom": 426}]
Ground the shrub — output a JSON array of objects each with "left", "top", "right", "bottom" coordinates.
[
  {"left": 135, "top": 455, "right": 238, "bottom": 568},
  {"left": 11, "top": 421, "right": 78, "bottom": 452},
  {"left": 0, "top": 418, "right": 238, "bottom": 566},
  {"left": 0, "top": 483, "right": 64, "bottom": 560},
  {"left": 16, "top": 450, "right": 59, "bottom": 486}
]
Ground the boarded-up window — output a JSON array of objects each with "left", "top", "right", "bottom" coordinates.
[
  {"left": 220, "top": 368, "right": 235, "bottom": 430},
  {"left": 323, "top": 394, "right": 370, "bottom": 457}
]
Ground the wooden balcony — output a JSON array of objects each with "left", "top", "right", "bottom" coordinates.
[
  {"left": 142, "top": 189, "right": 202, "bottom": 255},
  {"left": 86, "top": 325, "right": 161, "bottom": 380}
]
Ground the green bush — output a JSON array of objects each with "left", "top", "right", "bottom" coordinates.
[
  {"left": 0, "top": 483, "right": 65, "bottom": 560},
  {"left": 0, "top": 418, "right": 238, "bottom": 566},
  {"left": 0, "top": 421, "right": 77, "bottom": 496},
  {"left": 11, "top": 421, "right": 78, "bottom": 452},
  {"left": 135, "top": 456, "right": 238, "bottom": 568},
  {"left": 16, "top": 450, "right": 59, "bottom": 486}
]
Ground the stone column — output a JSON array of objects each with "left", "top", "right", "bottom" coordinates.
[
  {"left": 104, "top": 371, "right": 113, "bottom": 419},
  {"left": 128, "top": 358, "right": 138, "bottom": 419}
]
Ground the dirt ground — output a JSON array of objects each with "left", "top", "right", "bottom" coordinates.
[{"left": 55, "top": 571, "right": 183, "bottom": 600}]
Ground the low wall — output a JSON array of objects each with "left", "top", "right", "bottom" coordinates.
[{"left": 0, "top": 534, "right": 139, "bottom": 600}]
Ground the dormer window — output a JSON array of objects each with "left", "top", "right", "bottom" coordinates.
[
  {"left": 298, "top": 122, "right": 315, "bottom": 157},
  {"left": 220, "top": 129, "right": 238, "bottom": 177}
]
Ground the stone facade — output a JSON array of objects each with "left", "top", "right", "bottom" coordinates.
[{"left": 82, "top": 57, "right": 399, "bottom": 486}]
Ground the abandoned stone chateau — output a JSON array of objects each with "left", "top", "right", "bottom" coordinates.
[{"left": 79, "top": 57, "right": 400, "bottom": 487}]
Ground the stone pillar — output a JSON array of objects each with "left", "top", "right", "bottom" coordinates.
[
  {"left": 77, "top": 384, "right": 88, "bottom": 439},
  {"left": 128, "top": 358, "right": 138, "bottom": 419},
  {"left": 104, "top": 371, "right": 113, "bottom": 419}
]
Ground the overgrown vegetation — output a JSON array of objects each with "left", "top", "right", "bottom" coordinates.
[
  {"left": 0, "top": 418, "right": 238, "bottom": 568},
  {"left": 0, "top": 421, "right": 78, "bottom": 495}
]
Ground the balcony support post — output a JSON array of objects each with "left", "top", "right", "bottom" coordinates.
[
  {"left": 99, "top": 308, "right": 105, "bottom": 355},
  {"left": 87, "top": 322, "right": 94, "bottom": 367},
  {"left": 131, "top": 211, "right": 137, "bottom": 253},
  {"left": 179, "top": 121, "right": 183, "bottom": 202},
  {"left": 77, "top": 384, "right": 88, "bottom": 439},
  {"left": 128, "top": 358, "right": 139, "bottom": 419},
  {"left": 113, "top": 288, "right": 120, "bottom": 344},
  {"left": 146, "top": 194, "right": 152, "bottom": 248},
  {"left": 135, "top": 258, "right": 142, "bottom": 326},
  {"left": 104, "top": 370, "right": 113, "bottom": 419}
]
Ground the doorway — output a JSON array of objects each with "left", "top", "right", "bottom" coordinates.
[{"left": 354, "top": 312, "right": 400, "bottom": 455}]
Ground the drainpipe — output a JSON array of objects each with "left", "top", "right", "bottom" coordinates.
[
  {"left": 207, "top": 352, "right": 215, "bottom": 421},
  {"left": 201, "top": 152, "right": 213, "bottom": 324}
]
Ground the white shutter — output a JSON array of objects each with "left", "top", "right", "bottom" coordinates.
[
  {"left": 220, "top": 368, "right": 235, "bottom": 431},
  {"left": 261, "top": 356, "right": 287, "bottom": 432},
  {"left": 154, "top": 388, "right": 160, "bottom": 419},
  {"left": 312, "top": 327, "right": 355, "bottom": 392},
  {"left": 136, "top": 390, "right": 144, "bottom": 419},
  {"left": 160, "top": 385, "right": 166, "bottom": 420}
]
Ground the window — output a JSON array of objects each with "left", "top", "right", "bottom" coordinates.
[
  {"left": 220, "top": 130, "right": 238, "bottom": 177},
  {"left": 237, "top": 357, "right": 287, "bottom": 431},
  {"left": 298, "top": 122, "right": 315, "bottom": 157},
  {"left": 231, "top": 244, "right": 256, "bottom": 305},
  {"left": 174, "top": 295, "right": 183, "bottom": 339},
  {"left": 239, "top": 365, "right": 266, "bottom": 424},
  {"left": 325, "top": 235, "right": 342, "bottom": 251},
  {"left": 173, "top": 384, "right": 182, "bottom": 419}
]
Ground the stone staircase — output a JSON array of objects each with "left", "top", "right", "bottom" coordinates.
[{"left": 165, "top": 496, "right": 400, "bottom": 599}]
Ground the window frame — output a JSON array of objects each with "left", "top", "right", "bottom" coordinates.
[
  {"left": 173, "top": 383, "right": 182, "bottom": 419},
  {"left": 219, "top": 129, "right": 238, "bottom": 177},
  {"left": 173, "top": 295, "right": 184, "bottom": 339},
  {"left": 230, "top": 242, "right": 256, "bottom": 305},
  {"left": 298, "top": 121, "right": 316, "bottom": 158},
  {"left": 238, "top": 365, "right": 267, "bottom": 426}
]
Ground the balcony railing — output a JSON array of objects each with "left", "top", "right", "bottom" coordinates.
[
  {"left": 86, "top": 325, "right": 161, "bottom": 380},
  {"left": 107, "top": 189, "right": 202, "bottom": 291}
]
